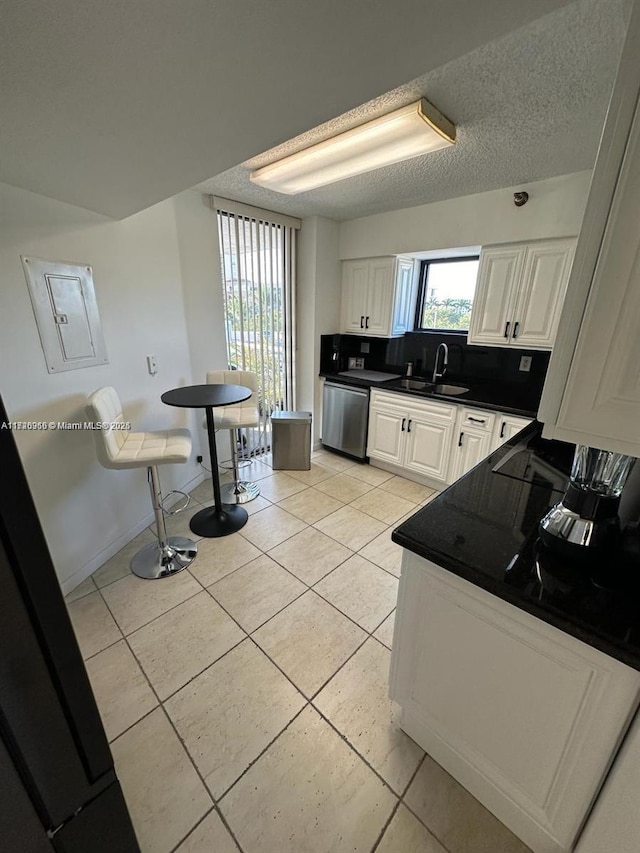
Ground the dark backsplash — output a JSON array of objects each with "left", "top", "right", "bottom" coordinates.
[{"left": 320, "top": 331, "right": 550, "bottom": 406}]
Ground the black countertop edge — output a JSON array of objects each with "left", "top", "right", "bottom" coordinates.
[
  {"left": 391, "top": 424, "right": 640, "bottom": 672},
  {"left": 391, "top": 526, "right": 640, "bottom": 672},
  {"left": 319, "top": 371, "right": 538, "bottom": 419}
]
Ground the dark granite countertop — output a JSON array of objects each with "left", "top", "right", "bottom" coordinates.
[
  {"left": 392, "top": 423, "right": 640, "bottom": 671},
  {"left": 320, "top": 371, "right": 538, "bottom": 418}
]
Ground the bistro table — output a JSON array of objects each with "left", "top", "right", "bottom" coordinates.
[{"left": 161, "top": 384, "right": 251, "bottom": 537}]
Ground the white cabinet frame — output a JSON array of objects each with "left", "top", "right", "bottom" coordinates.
[{"left": 390, "top": 551, "right": 640, "bottom": 853}]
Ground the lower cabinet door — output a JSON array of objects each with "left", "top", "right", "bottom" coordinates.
[
  {"left": 367, "top": 405, "right": 405, "bottom": 464},
  {"left": 390, "top": 552, "right": 640, "bottom": 853},
  {"left": 449, "top": 425, "right": 493, "bottom": 482},
  {"left": 493, "top": 414, "right": 533, "bottom": 450},
  {"left": 403, "top": 416, "right": 453, "bottom": 481}
]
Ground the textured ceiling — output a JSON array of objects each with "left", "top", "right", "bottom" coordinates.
[
  {"left": 0, "top": 0, "right": 573, "bottom": 217},
  {"left": 197, "top": 0, "right": 628, "bottom": 221}
]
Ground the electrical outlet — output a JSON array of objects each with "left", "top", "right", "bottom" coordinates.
[
  {"left": 196, "top": 455, "right": 203, "bottom": 464},
  {"left": 146, "top": 354, "right": 158, "bottom": 375},
  {"left": 360, "top": 342, "right": 370, "bottom": 354},
  {"left": 519, "top": 355, "right": 532, "bottom": 372}
]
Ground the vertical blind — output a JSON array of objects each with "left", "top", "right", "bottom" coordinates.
[{"left": 212, "top": 196, "right": 300, "bottom": 455}]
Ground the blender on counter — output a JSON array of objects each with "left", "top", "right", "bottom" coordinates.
[{"left": 540, "top": 444, "right": 636, "bottom": 554}]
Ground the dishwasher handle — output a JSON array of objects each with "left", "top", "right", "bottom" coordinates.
[{"left": 324, "top": 383, "right": 369, "bottom": 398}]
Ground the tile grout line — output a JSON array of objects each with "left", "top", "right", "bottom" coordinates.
[
  {"left": 401, "top": 798, "right": 457, "bottom": 853},
  {"left": 369, "top": 753, "right": 429, "bottom": 853},
  {"left": 214, "top": 698, "right": 311, "bottom": 805},
  {"left": 78, "top": 468, "right": 429, "bottom": 851},
  {"left": 99, "top": 574, "right": 248, "bottom": 853}
]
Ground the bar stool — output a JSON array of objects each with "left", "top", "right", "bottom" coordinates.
[
  {"left": 86, "top": 386, "right": 197, "bottom": 579},
  {"left": 206, "top": 369, "right": 260, "bottom": 504}
]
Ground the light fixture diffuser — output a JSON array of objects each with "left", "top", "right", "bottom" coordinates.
[{"left": 250, "top": 98, "right": 455, "bottom": 195}]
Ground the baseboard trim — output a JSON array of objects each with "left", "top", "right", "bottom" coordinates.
[{"left": 60, "top": 468, "right": 206, "bottom": 596}]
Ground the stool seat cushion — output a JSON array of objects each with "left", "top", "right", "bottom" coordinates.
[
  {"left": 210, "top": 403, "right": 259, "bottom": 430},
  {"left": 86, "top": 386, "right": 191, "bottom": 470},
  {"left": 105, "top": 428, "right": 192, "bottom": 469}
]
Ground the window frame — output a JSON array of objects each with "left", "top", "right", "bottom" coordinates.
[{"left": 414, "top": 255, "right": 480, "bottom": 333}]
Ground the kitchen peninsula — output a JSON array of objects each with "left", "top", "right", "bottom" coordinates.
[{"left": 389, "top": 423, "right": 640, "bottom": 853}]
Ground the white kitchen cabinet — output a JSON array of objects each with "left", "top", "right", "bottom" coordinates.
[
  {"left": 340, "top": 256, "right": 416, "bottom": 338},
  {"left": 390, "top": 550, "right": 640, "bottom": 853},
  {"left": 492, "top": 413, "right": 533, "bottom": 451},
  {"left": 467, "top": 246, "right": 525, "bottom": 345},
  {"left": 448, "top": 407, "right": 496, "bottom": 482},
  {"left": 575, "top": 708, "right": 640, "bottom": 853},
  {"left": 366, "top": 396, "right": 406, "bottom": 466},
  {"left": 468, "top": 239, "right": 575, "bottom": 350},
  {"left": 367, "top": 390, "right": 456, "bottom": 484},
  {"left": 540, "top": 52, "right": 640, "bottom": 452},
  {"left": 539, "top": 8, "right": 640, "bottom": 456},
  {"left": 404, "top": 412, "right": 454, "bottom": 481}
]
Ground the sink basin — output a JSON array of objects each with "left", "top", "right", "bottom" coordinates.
[
  {"left": 398, "top": 378, "right": 431, "bottom": 391},
  {"left": 433, "top": 383, "right": 470, "bottom": 396}
]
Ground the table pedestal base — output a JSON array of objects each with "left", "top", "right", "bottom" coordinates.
[{"left": 190, "top": 504, "right": 248, "bottom": 538}]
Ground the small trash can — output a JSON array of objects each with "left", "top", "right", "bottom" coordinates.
[{"left": 271, "top": 411, "right": 312, "bottom": 470}]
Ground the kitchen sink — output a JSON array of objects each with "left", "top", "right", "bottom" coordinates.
[
  {"left": 433, "top": 383, "right": 470, "bottom": 396},
  {"left": 399, "top": 379, "right": 431, "bottom": 390}
]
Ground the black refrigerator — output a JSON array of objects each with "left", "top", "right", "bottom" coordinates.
[{"left": 0, "top": 395, "right": 140, "bottom": 852}]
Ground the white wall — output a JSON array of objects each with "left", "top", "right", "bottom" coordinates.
[
  {"left": 339, "top": 171, "right": 592, "bottom": 258},
  {"left": 297, "top": 216, "right": 341, "bottom": 445},
  {"left": 173, "top": 190, "right": 228, "bottom": 384},
  {"left": 0, "top": 183, "right": 202, "bottom": 593}
]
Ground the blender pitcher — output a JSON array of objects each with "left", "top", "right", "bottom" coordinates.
[{"left": 539, "top": 445, "right": 636, "bottom": 553}]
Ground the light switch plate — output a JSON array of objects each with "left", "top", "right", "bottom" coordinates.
[
  {"left": 519, "top": 355, "right": 532, "bottom": 372},
  {"left": 147, "top": 355, "right": 158, "bottom": 375},
  {"left": 360, "top": 342, "right": 370, "bottom": 353}
]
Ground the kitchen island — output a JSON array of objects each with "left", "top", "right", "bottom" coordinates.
[{"left": 389, "top": 424, "right": 640, "bottom": 853}]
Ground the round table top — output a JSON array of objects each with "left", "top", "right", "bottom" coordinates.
[{"left": 161, "top": 384, "right": 252, "bottom": 408}]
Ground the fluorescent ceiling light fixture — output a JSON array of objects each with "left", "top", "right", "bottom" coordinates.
[{"left": 250, "top": 98, "right": 455, "bottom": 195}]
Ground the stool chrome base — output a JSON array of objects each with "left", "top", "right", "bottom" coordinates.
[
  {"left": 131, "top": 536, "right": 198, "bottom": 580},
  {"left": 220, "top": 480, "right": 260, "bottom": 505}
]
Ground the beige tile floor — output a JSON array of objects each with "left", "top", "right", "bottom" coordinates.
[{"left": 66, "top": 450, "right": 530, "bottom": 853}]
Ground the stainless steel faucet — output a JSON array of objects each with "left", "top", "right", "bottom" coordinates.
[{"left": 432, "top": 343, "right": 448, "bottom": 383}]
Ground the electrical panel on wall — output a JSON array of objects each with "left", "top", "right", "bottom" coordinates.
[{"left": 21, "top": 256, "right": 108, "bottom": 373}]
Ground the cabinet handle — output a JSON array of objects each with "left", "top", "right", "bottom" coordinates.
[
  {"left": 500, "top": 422, "right": 506, "bottom": 438},
  {"left": 458, "top": 431, "right": 464, "bottom": 447},
  {"left": 468, "top": 416, "right": 486, "bottom": 424},
  {"left": 401, "top": 417, "right": 406, "bottom": 432},
  {"left": 365, "top": 315, "right": 370, "bottom": 329},
  {"left": 407, "top": 419, "right": 412, "bottom": 433},
  {"left": 504, "top": 321, "right": 510, "bottom": 338},
  {"left": 360, "top": 315, "right": 364, "bottom": 329},
  {"left": 513, "top": 321, "right": 519, "bottom": 338}
]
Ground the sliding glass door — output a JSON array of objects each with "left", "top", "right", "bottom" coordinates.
[{"left": 215, "top": 199, "right": 299, "bottom": 456}]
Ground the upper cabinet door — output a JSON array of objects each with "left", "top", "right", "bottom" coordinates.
[
  {"left": 538, "top": 6, "right": 640, "bottom": 455},
  {"left": 510, "top": 240, "right": 575, "bottom": 349},
  {"left": 390, "top": 258, "right": 417, "bottom": 337},
  {"left": 340, "top": 257, "right": 415, "bottom": 338},
  {"left": 340, "top": 260, "right": 370, "bottom": 334},
  {"left": 467, "top": 247, "right": 524, "bottom": 345},
  {"left": 365, "top": 258, "right": 395, "bottom": 336},
  {"left": 554, "top": 101, "right": 640, "bottom": 454}
]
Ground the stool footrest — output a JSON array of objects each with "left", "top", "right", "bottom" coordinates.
[
  {"left": 161, "top": 489, "right": 191, "bottom": 515},
  {"left": 220, "top": 480, "right": 260, "bottom": 505}
]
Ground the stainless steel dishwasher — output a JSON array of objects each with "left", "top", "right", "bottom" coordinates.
[{"left": 321, "top": 382, "right": 370, "bottom": 459}]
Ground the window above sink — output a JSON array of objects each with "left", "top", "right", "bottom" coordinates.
[{"left": 415, "top": 256, "right": 480, "bottom": 332}]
